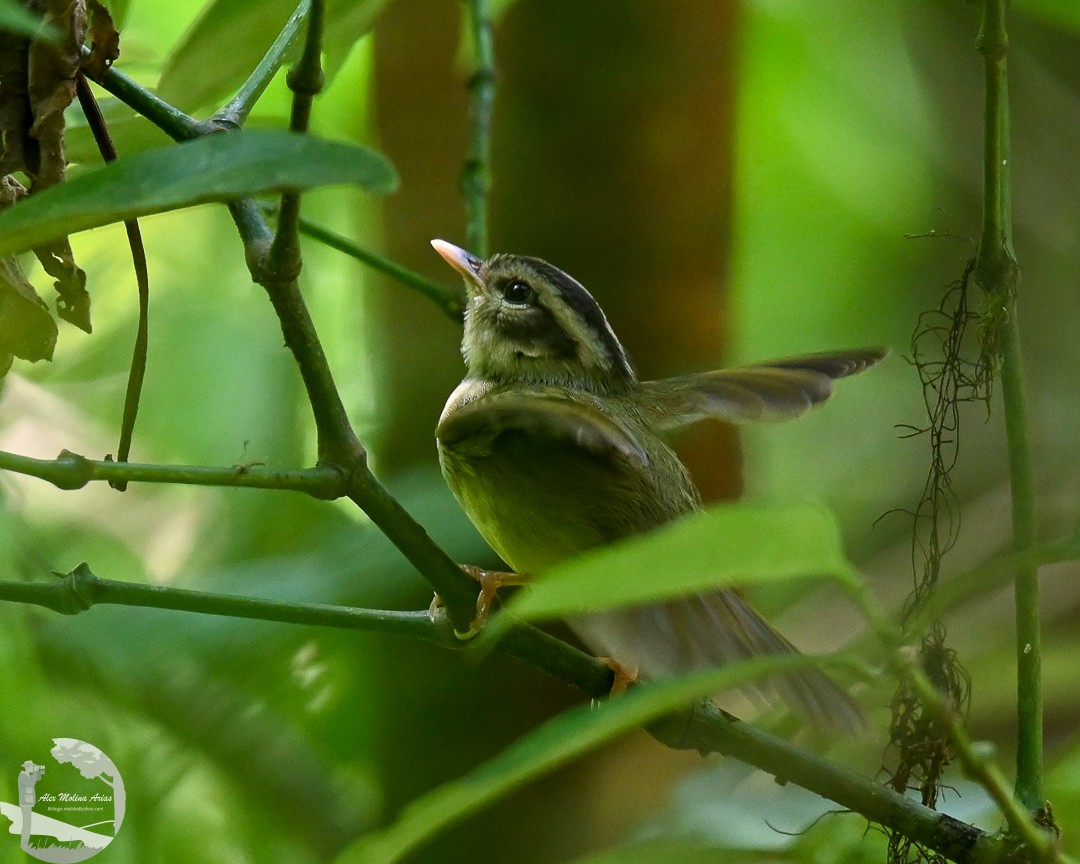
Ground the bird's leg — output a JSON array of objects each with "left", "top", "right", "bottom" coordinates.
[
  {"left": 598, "top": 658, "right": 639, "bottom": 696},
  {"left": 427, "top": 564, "right": 527, "bottom": 640}
]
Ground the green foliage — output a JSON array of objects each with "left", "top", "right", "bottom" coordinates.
[
  {"left": 489, "top": 502, "right": 857, "bottom": 634},
  {"left": 0, "top": 130, "right": 397, "bottom": 256}
]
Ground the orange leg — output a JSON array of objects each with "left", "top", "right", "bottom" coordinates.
[
  {"left": 427, "top": 565, "right": 527, "bottom": 639},
  {"left": 599, "top": 658, "right": 639, "bottom": 696}
]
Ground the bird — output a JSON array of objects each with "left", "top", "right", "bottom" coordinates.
[{"left": 431, "top": 238, "right": 884, "bottom": 727}]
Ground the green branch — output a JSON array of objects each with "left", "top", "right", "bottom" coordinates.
[
  {"left": 288, "top": 212, "right": 465, "bottom": 319},
  {"left": 0, "top": 562, "right": 445, "bottom": 642},
  {"left": 973, "top": 0, "right": 1042, "bottom": 813},
  {"left": 903, "top": 660, "right": 1056, "bottom": 860},
  {"left": 267, "top": 0, "right": 325, "bottom": 279},
  {"left": 0, "top": 448, "right": 344, "bottom": 496},
  {"left": 214, "top": 0, "right": 312, "bottom": 128},
  {"left": 656, "top": 701, "right": 1001, "bottom": 864},
  {"left": 462, "top": 0, "right": 496, "bottom": 257}
]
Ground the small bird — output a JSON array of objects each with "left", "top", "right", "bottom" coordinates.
[{"left": 432, "top": 239, "right": 884, "bottom": 727}]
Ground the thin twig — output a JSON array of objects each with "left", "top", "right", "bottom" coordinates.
[
  {"left": 267, "top": 0, "right": 325, "bottom": 278},
  {"left": 0, "top": 448, "right": 345, "bottom": 496},
  {"left": 74, "top": 73, "right": 150, "bottom": 491},
  {"left": 462, "top": 0, "right": 495, "bottom": 257},
  {"left": 0, "top": 563, "right": 446, "bottom": 642},
  {"left": 214, "top": 0, "right": 312, "bottom": 129},
  {"left": 903, "top": 661, "right": 1056, "bottom": 860},
  {"left": 973, "top": 0, "right": 1042, "bottom": 814},
  {"left": 284, "top": 210, "right": 465, "bottom": 319}
]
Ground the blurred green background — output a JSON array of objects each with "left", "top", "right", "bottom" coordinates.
[{"left": 2, "top": 1, "right": 1080, "bottom": 862}]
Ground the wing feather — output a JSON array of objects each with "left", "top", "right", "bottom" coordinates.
[
  {"left": 641, "top": 348, "right": 886, "bottom": 429},
  {"left": 437, "top": 388, "right": 650, "bottom": 467}
]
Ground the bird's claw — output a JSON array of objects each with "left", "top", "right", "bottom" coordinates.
[
  {"left": 599, "top": 658, "right": 638, "bottom": 696},
  {"left": 453, "top": 564, "right": 525, "bottom": 640}
]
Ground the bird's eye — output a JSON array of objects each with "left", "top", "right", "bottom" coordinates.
[{"left": 501, "top": 280, "right": 534, "bottom": 305}]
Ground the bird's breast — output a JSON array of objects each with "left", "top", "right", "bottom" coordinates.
[{"left": 436, "top": 385, "right": 698, "bottom": 573}]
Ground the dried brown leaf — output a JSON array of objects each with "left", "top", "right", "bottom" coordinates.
[
  {"left": 28, "top": 0, "right": 87, "bottom": 190},
  {"left": 84, "top": 0, "right": 119, "bottom": 80}
]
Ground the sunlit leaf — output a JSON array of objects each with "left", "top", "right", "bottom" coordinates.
[
  {"left": 0, "top": 255, "right": 57, "bottom": 362},
  {"left": 485, "top": 501, "right": 858, "bottom": 639},
  {"left": 0, "top": 0, "right": 60, "bottom": 40},
  {"left": 0, "top": 129, "right": 398, "bottom": 256},
  {"left": 1016, "top": 0, "right": 1080, "bottom": 33},
  {"left": 158, "top": 0, "right": 300, "bottom": 112},
  {"left": 158, "top": 0, "right": 392, "bottom": 113},
  {"left": 337, "top": 654, "right": 846, "bottom": 864}
]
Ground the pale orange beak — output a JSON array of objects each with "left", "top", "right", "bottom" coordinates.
[{"left": 431, "top": 239, "right": 484, "bottom": 290}]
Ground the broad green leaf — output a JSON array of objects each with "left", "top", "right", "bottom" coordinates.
[
  {"left": 0, "top": 130, "right": 398, "bottom": 256},
  {"left": 158, "top": 0, "right": 300, "bottom": 112},
  {"left": 487, "top": 501, "right": 858, "bottom": 638},
  {"left": 158, "top": 0, "right": 391, "bottom": 113},
  {"left": 336, "top": 653, "right": 845, "bottom": 864},
  {"left": 0, "top": 0, "right": 59, "bottom": 40},
  {"left": 1017, "top": 0, "right": 1080, "bottom": 33}
]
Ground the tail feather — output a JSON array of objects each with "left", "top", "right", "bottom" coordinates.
[{"left": 568, "top": 589, "right": 862, "bottom": 730}]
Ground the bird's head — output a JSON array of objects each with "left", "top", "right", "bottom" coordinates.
[{"left": 432, "top": 239, "right": 636, "bottom": 391}]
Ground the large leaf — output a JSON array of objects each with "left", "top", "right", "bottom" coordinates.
[
  {"left": 336, "top": 654, "right": 847, "bottom": 864},
  {"left": 0, "top": 129, "right": 398, "bottom": 256},
  {"left": 486, "top": 501, "right": 859, "bottom": 639},
  {"left": 158, "top": 0, "right": 298, "bottom": 111},
  {"left": 0, "top": 0, "right": 59, "bottom": 39},
  {"left": 158, "top": 0, "right": 391, "bottom": 113}
]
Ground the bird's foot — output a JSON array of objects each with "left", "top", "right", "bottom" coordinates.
[
  {"left": 598, "top": 657, "right": 638, "bottom": 696},
  {"left": 430, "top": 565, "right": 526, "bottom": 640}
]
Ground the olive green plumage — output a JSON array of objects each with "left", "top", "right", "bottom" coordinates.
[{"left": 432, "top": 239, "right": 884, "bottom": 728}]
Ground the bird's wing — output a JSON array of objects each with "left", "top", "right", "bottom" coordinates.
[
  {"left": 640, "top": 348, "right": 886, "bottom": 430},
  {"left": 437, "top": 387, "right": 650, "bottom": 467}
]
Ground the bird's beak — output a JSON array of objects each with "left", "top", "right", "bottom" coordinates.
[{"left": 431, "top": 239, "right": 484, "bottom": 290}]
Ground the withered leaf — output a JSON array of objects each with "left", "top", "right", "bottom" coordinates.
[
  {"left": 1, "top": 0, "right": 96, "bottom": 344},
  {"left": 28, "top": 0, "right": 87, "bottom": 191},
  {"left": 83, "top": 0, "right": 119, "bottom": 80},
  {"left": 36, "top": 235, "right": 89, "bottom": 331}
]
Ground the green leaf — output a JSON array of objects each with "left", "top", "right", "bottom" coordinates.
[
  {"left": 336, "top": 654, "right": 844, "bottom": 864},
  {"left": 323, "top": 0, "right": 393, "bottom": 79},
  {"left": 0, "top": 255, "right": 57, "bottom": 362},
  {"left": 0, "top": 0, "right": 60, "bottom": 40},
  {"left": 158, "top": 0, "right": 392, "bottom": 113},
  {"left": 0, "top": 130, "right": 398, "bottom": 256},
  {"left": 487, "top": 501, "right": 858, "bottom": 638},
  {"left": 1017, "top": 0, "right": 1080, "bottom": 34},
  {"left": 158, "top": 0, "right": 300, "bottom": 112}
]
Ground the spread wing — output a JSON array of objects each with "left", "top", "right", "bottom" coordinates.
[
  {"left": 640, "top": 348, "right": 886, "bottom": 430},
  {"left": 437, "top": 388, "right": 650, "bottom": 467}
]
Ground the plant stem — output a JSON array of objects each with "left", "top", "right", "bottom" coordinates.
[
  {"left": 0, "top": 563, "right": 447, "bottom": 642},
  {"left": 462, "top": 0, "right": 495, "bottom": 257},
  {"left": 1003, "top": 318, "right": 1042, "bottom": 810},
  {"left": 656, "top": 701, "right": 1001, "bottom": 864},
  {"left": 268, "top": 0, "right": 325, "bottom": 278},
  {"left": 904, "top": 662, "right": 1054, "bottom": 859},
  {"left": 214, "top": 0, "right": 312, "bottom": 128},
  {"left": 81, "top": 53, "right": 204, "bottom": 141},
  {"left": 973, "top": 0, "right": 1042, "bottom": 813},
  {"left": 286, "top": 211, "right": 465, "bottom": 319},
  {"left": 0, "top": 448, "right": 345, "bottom": 496}
]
